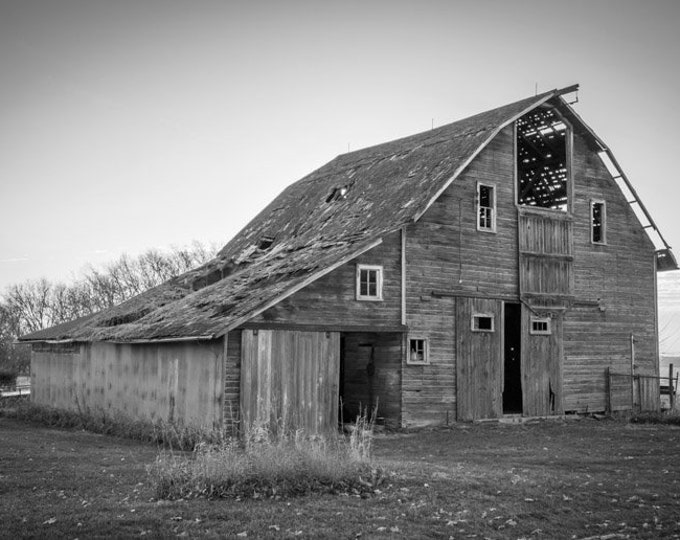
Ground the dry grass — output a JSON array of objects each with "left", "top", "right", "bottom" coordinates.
[
  {"left": 2, "top": 416, "right": 680, "bottom": 538},
  {"left": 0, "top": 398, "right": 228, "bottom": 450},
  {"left": 151, "top": 416, "right": 383, "bottom": 500}
]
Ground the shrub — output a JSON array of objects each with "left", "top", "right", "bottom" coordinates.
[
  {"left": 0, "top": 369, "right": 17, "bottom": 387},
  {"left": 150, "top": 415, "right": 386, "bottom": 500}
]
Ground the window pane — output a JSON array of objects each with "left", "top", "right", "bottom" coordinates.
[
  {"left": 592, "top": 202, "right": 604, "bottom": 243},
  {"left": 479, "top": 185, "right": 491, "bottom": 207}
]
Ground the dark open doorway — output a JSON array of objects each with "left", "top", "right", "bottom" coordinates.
[{"left": 503, "top": 303, "right": 523, "bottom": 414}]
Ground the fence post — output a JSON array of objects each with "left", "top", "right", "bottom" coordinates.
[
  {"left": 671, "top": 364, "right": 676, "bottom": 410},
  {"left": 605, "top": 367, "right": 612, "bottom": 414}
]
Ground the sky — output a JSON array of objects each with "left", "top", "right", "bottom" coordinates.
[{"left": 1, "top": 0, "right": 680, "bottom": 349}]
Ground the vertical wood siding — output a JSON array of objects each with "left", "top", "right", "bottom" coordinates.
[
  {"left": 455, "top": 297, "right": 503, "bottom": 421},
  {"left": 31, "top": 340, "right": 224, "bottom": 428},
  {"left": 240, "top": 329, "right": 340, "bottom": 434},
  {"left": 518, "top": 210, "right": 573, "bottom": 300},
  {"left": 521, "top": 311, "right": 564, "bottom": 415}
]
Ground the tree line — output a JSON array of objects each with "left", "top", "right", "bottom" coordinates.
[{"left": 0, "top": 242, "right": 216, "bottom": 375}]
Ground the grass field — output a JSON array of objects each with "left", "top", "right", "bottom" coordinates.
[{"left": 1, "top": 416, "right": 680, "bottom": 539}]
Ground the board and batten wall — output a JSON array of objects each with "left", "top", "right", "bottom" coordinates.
[
  {"left": 31, "top": 340, "right": 225, "bottom": 428},
  {"left": 239, "top": 329, "right": 340, "bottom": 434}
]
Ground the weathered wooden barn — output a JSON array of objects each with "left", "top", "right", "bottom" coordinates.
[{"left": 21, "top": 85, "right": 677, "bottom": 431}]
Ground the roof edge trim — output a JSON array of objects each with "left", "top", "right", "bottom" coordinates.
[
  {"left": 555, "top": 95, "right": 674, "bottom": 255},
  {"left": 412, "top": 85, "right": 578, "bottom": 223},
  {"left": 217, "top": 237, "right": 385, "bottom": 336},
  {"left": 108, "top": 335, "right": 216, "bottom": 344}
]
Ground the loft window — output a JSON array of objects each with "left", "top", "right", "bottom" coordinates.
[
  {"left": 408, "top": 337, "right": 428, "bottom": 364},
  {"left": 471, "top": 313, "right": 495, "bottom": 332},
  {"left": 530, "top": 317, "right": 551, "bottom": 335},
  {"left": 477, "top": 183, "right": 496, "bottom": 232},
  {"left": 356, "top": 264, "right": 383, "bottom": 301},
  {"left": 591, "top": 200, "right": 606, "bottom": 244},
  {"left": 517, "top": 108, "right": 569, "bottom": 211}
]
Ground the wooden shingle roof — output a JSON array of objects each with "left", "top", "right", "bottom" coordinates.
[{"left": 22, "top": 85, "right": 610, "bottom": 343}]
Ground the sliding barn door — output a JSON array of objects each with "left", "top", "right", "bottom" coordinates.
[
  {"left": 521, "top": 311, "right": 564, "bottom": 415},
  {"left": 456, "top": 297, "right": 503, "bottom": 421},
  {"left": 240, "top": 329, "right": 340, "bottom": 434}
]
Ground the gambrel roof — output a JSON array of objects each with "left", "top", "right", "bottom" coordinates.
[{"left": 21, "top": 84, "right": 675, "bottom": 343}]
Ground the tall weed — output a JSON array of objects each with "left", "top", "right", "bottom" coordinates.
[{"left": 150, "top": 412, "right": 385, "bottom": 500}]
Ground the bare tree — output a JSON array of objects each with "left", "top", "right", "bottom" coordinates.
[{"left": 0, "top": 242, "right": 216, "bottom": 372}]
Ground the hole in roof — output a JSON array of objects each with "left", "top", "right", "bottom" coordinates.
[
  {"left": 325, "top": 185, "right": 349, "bottom": 203},
  {"left": 258, "top": 236, "right": 275, "bottom": 250}
]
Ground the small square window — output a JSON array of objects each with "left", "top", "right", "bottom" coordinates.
[
  {"left": 408, "top": 337, "right": 428, "bottom": 364},
  {"left": 356, "top": 265, "right": 383, "bottom": 301},
  {"left": 477, "top": 183, "right": 496, "bottom": 232},
  {"left": 530, "top": 317, "right": 551, "bottom": 335},
  {"left": 471, "top": 313, "right": 495, "bottom": 332}
]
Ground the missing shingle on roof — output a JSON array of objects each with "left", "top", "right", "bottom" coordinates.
[
  {"left": 258, "top": 236, "right": 275, "bottom": 250},
  {"left": 326, "top": 185, "right": 349, "bottom": 203},
  {"left": 98, "top": 310, "right": 150, "bottom": 328}
]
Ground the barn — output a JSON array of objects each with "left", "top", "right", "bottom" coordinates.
[{"left": 20, "top": 84, "right": 677, "bottom": 431}]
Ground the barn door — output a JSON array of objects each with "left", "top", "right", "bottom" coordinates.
[
  {"left": 456, "top": 297, "right": 503, "bottom": 421},
  {"left": 521, "top": 311, "right": 563, "bottom": 415},
  {"left": 240, "top": 329, "right": 340, "bottom": 434}
]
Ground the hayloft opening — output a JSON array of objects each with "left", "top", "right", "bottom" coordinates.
[{"left": 516, "top": 108, "right": 569, "bottom": 211}]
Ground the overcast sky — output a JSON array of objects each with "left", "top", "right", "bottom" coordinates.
[{"left": 2, "top": 0, "right": 680, "bottom": 347}]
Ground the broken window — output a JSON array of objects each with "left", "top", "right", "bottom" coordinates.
[
  {"left": 591, "top": 200, "right": 606, "bottom": 244},
  {"left": 471, "top": 313, "right": 494, "bottom": 332},
  {"left": 356, "top": 264, "right": 383, "bottom": 301},
  {"left": 530, "top": 317, "right": 551, "bottom": 335},
  {"left": 516, "top": 108, "right": 569, "bottom": 211},
  {"left": 477, "top": 183, "right": 496, "bottom": 232},
  {"left": 408, "top": 337, "right": 428, "bottom": 364}
]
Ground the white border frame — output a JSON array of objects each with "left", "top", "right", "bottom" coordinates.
[
  {"left": 530, "top": 316, "right": 552, "bottom": 335},
  {"left": 356, "top": 264, "right": 383, "bottom": 301},
  {"left": 471, "top": 313, "right": 495, "bottom": 332},
  {"left": 477, "top": 181, "right": 497, "bottom": 233},
  {"left": 590, "top": 199, "right": 607, "bottom": 245},
  {"left": 407, "top": 336, "right": 429, "bottom": 365}
]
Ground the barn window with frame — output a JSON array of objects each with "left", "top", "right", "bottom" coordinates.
[
  {"left": 408, "top": 337, "right": 428, "bottom": 365},
  {"left": 356, "top": 264, "right": 383, "bottom": 301},
  {"left": 471, "top": 313, "right": 495, "bottom": 332},
  {"left": 477, "top": 183, "right": 496, "bottom": 232},
  {"left": 530, "top": 317, "right": 551, "bottom": 335},
  {"left": 591, "top": 200, "right": 606, "bottom": 244}
]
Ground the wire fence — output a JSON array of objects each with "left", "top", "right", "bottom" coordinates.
[
  {"left": 0, "top": 376, "right": 31, "bottom": 399},
  {"left": 606, "top": 368, "right": 677, "bottom": 413}
]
